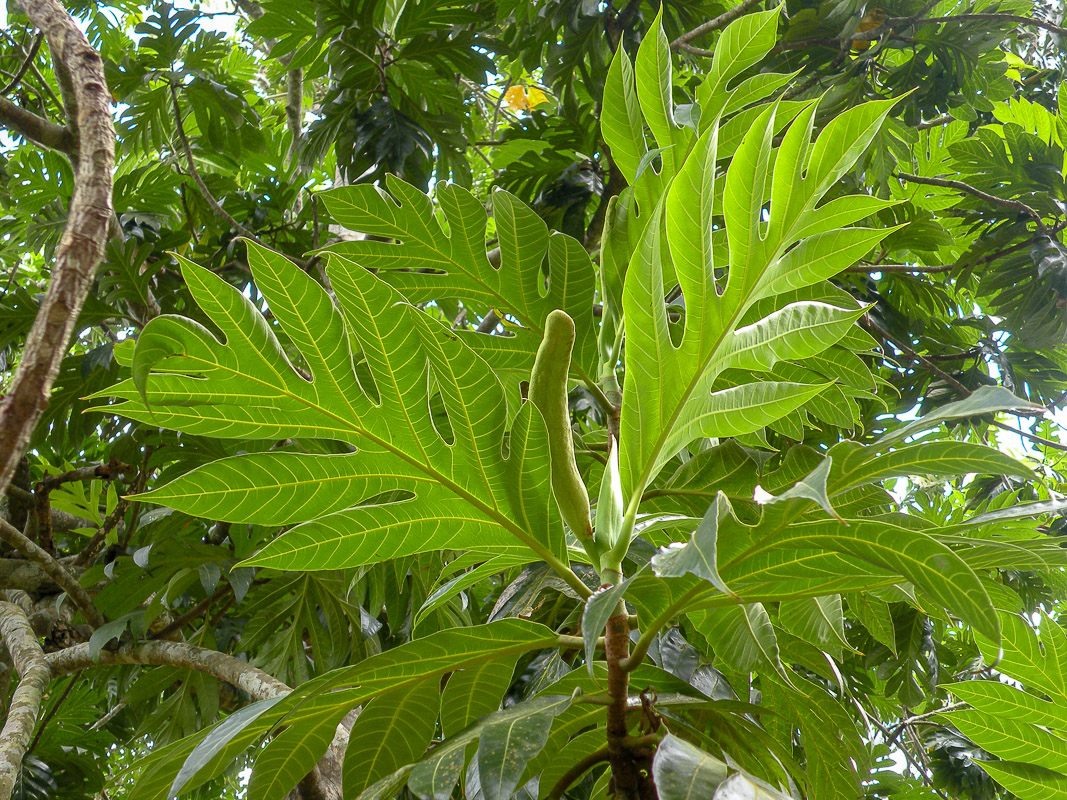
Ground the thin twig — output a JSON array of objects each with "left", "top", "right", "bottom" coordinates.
[
  {"left": 781, "top": 12, "right": 1067, "bottom": 54},
  {"left": 862, "top": 316, "right": 971, "bottom": 397},
  {"left": 117, "top": 445, "right": 153, "bottom": 552},
  {"left": 490, "top": 78, "right": 512, "bottom": 142},
  {"left": 24, "top": 670, "right": 80, "bottom": 758},
  {"left": 909, "top": 13, "right": 1067, "bottom": 37},
  {"left": 169, "top": 84, "right": 263, "bottom": 245},
  {"left": 671, "top": 0, "right": 765, "bottom": 48},
  {"left": 885, "top": 702, "right": 966, "bottom": 746},
  {"left": 781, "top": 72, "right": 822, "bottom": 101},
  {"left": 895, "top": 172, "right": 1047, "bottom": 231},
  {"left": 151, "top": 584, "right": 232, "bottom": 640},
  {"left": 0, "top": 33, "right": 42, "bottom": 95},
  {"left": 990, "top": 419, "right": 1067, "bottom": 453},
  {"left": 0, "top": 30, "right": 61, "bottom": 113},
  {"left": 846, "top": 263, "right": 954, "bottom": 274},
  {"left": 87, "top": 701, "right": 125, "bottom": 732},
  {"left": 74, "top": 451, "right": 149, "bottom": 568},
  {"left": 865, "top": 318, "right": 1067, "bottom": 449},
  {"left": 868, "top": 714, "right": 950, "bottom": 799},
  {"left": 72, "top": 498, "right": 128, "bottom": 568}
]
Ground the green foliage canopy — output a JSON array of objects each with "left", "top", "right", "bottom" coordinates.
[{"left": 4, "top": 1, "right": 1067, "bottom": 799}]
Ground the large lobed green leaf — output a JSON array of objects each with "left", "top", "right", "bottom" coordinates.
[
  {"left": 942, "top": 612, "right": 1067, "bottom": 799},
  {"left": 617, "top": 95, "right": 900, "bottom": 503},
  {"left": 320, "top": 177, "right": 598, "bottom": 385},
  {"left": 98, "top": 240, "right": 570, "bottom": 574},
  {"left": 133, "top": 620, "right": 559, "bottom": 799}
]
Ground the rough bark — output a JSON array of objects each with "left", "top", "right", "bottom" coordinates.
[
  {"left": 0, "top": 557, "right": 66, "bottom": 597},
  {"left": 0, "top": 0, "right": 115, "bottom": 500},
  {"left": 0, "top": 603, "right": 50, "bottom": 800},
  {"left": 0, "top": 518, "right": 104, "bottom": 628},
  {"left": 47, "top": 640, "right": 289, "bottom": 697},
  {"left": 47, "top": 641, "right": 345, "bottom": 799}
]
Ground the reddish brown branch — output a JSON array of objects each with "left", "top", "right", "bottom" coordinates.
[
  {"left": 605, "top": 609, "right": 640, "bottom": 799},
  {"left": 33, "top": 461, "right": 134, "bottom": 555}
]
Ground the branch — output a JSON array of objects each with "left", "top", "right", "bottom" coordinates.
[
  {"left": 47, "top": 639, "right": 347, "bottom": 799},
  {"left": 990, "top": 419, "right": 1067, "bottom": 453},
  {"left": 895, "top": 172, "right": 1048, "bottom": 231},
  {"left": 0, "top": 603, "right": 50, "bottom": 800},
  {"left": 778, "top": 12, "right": 1067, "bottom": 54},
  {"left": 151, "top": 584, "right": 233, "bottom": 641},
  {"left": 0, "top": 32, "right": 42, "bottom": 95},
  {"left": 285, "top": 67, "right": 303, "bottom": 167},
  {"left": 676, "top": 41, "right": 716, "bottom": 57},
  {"left": 0, "top": 29, "right": 63, "bottom": 113},
  {"left": 25, "top": 671, "right": 79, "bottom": 759},
  {"left": 916, "top": 113, "right": 954, "bottom": 131},
  {"left": 0, "top": 555, "right": 76, "bottom": 596},
  {"left": 861, "top": 316, "right": 972, "bottom": 398},
  {"left": 47, "top": 639, "right": 290, "bottom": 699},
  {"left": 0, "top": 517, "right": 105, "bottom": 628},
  {"left": 71, "top": 499, "right": 127, "bottom": 568},
  {"left": 845, "top": 263, "right": 954, "bottom": 274},
  {"left": 885, "top": 702, "right": 966, "bottom": 746},
  {"left": 34, "top": 460, "right": 134, "bottom": 555},
  {"left": 169, "top": 84, "right": 263, "bottom": 245},
  {"left": 36, "top": 461, "right": 134, "bottom": 491},
  {"left": 75, "top": 450, "right": 150, "bottom": 567},
  {"left": 0, "top": 0, "right": 114, "bottom": 502},
  {"left": 868, "top": 713, "right": 951, "bottom": 799},
  {"left": 909, "top": 13, "right": 1067, "bottom": 37},
  {"left": 671, "top": 0, "right": 765, "bottom": 49},
  {"left": 859, "top": 320, "right": 1067, "bottom": 449},
  {"left": 5, "top": 484, "right": 112, "bottom": 539},
  {"left": 620, "top": 585, "right": 704, "bottom": 672},
  {"left": 0, "top": 96, "right": 73, "bottom": 153}
]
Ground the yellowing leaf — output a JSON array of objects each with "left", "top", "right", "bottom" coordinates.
[
  {"left": 525, "top": 86, "right": 549, "bottom": 107},
  {"left": 503, "top": 85, "right": 527, "bottom": 110},
  {"left": 503, "top": 85, "right": 549, "bottom": 111}
]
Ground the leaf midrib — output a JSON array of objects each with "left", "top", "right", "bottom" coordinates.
[
  {"left": 331, "top": 242, "right": 605, "bottom": 394},
  {"left": 154, "top": 351, "right": 566, "bottom": 577},
  {"left": 629, "top": 180, "right": 841, "bottom": 507}
]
